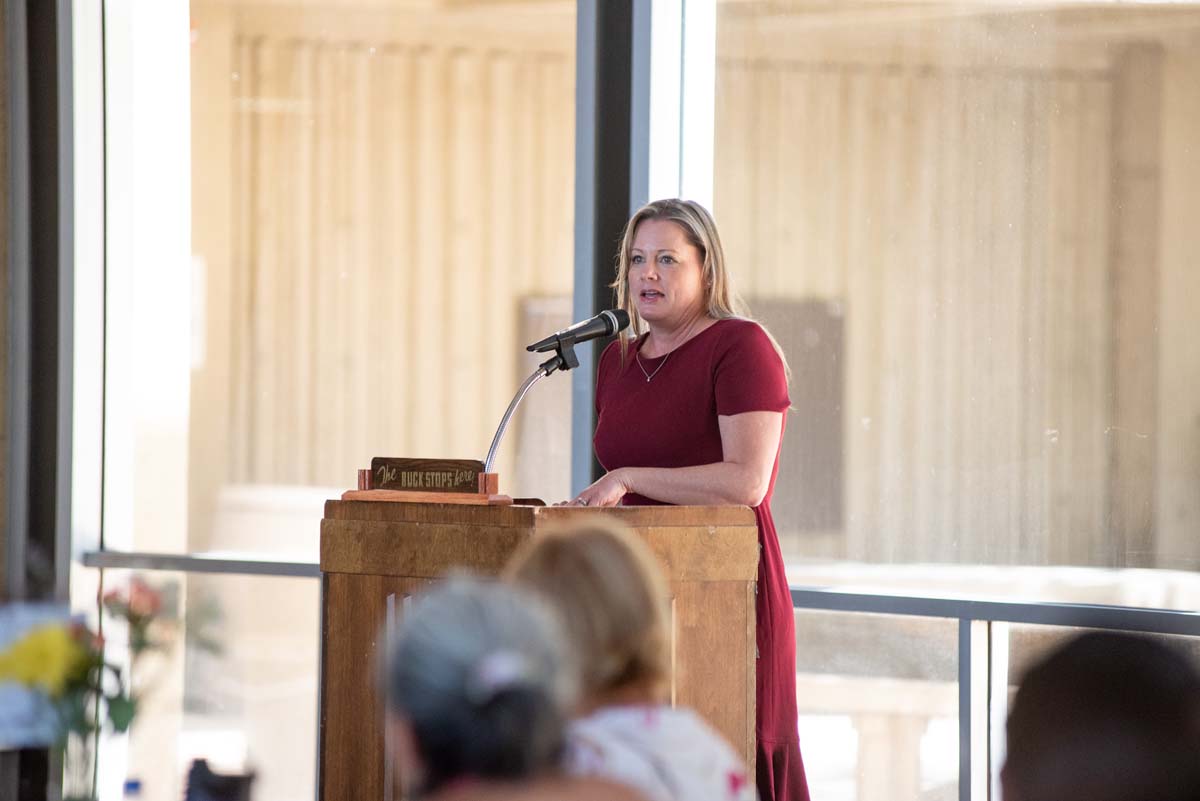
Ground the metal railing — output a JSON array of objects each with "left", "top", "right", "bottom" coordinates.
[
  {"left": 790, "top": 587, "right": 1200, "bottom": 801},
  {"left": 82, "top": 550, "right": 1200, "bottom": 801},
  {"left": 81, "top": 550, "right": 321, "bottom": 578}
]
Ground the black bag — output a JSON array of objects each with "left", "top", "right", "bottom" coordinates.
[{"left": 184, "top": 759, "right": 255, "bottom": 801}]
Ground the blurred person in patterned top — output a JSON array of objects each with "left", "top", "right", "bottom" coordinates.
[{"left": 506, "top": 519, "right": 757, "bottom": 801}]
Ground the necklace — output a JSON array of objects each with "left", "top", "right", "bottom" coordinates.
[{"left": 635, "top": 350, "right": 671, "bottom": 383}]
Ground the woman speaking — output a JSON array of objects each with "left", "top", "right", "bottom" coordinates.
[{"left": 568, "top": 199, "right": 811, "bottom": 801}]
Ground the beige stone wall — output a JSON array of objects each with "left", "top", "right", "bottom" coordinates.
[
  {"left": 715, "top": 5, "right": 1200, "bottom": 567},
  {"left": 1155, "top": 41, "right": 1200, "bottom": 570},
  {"left": 188, "top": 1, "right": 576, "bottom": 550}
]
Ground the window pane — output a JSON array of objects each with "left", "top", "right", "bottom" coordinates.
[
  {"left": 715, "top": 1, "right": 1200, "bottom": 607},
  {"left": 795, "top": 610, "right": 959, "bottom": 801},
  {"left": 94, "top": 571, "right": 319, "bottom": 801},
  {"left": 101, "top": 0, "right": 577, "bottom": 555}
]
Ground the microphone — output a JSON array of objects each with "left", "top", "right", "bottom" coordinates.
[
  {"left": 526, "top": 309, "right": 630, "bottom": 353},
  {"left": 487, "top": 310, "right": 630, "bottom": 470}
]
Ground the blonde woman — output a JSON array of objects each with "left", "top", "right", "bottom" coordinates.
[
  {"left": 506, "top": 520, "right": 756, "bottom": 801},
  {"left": 564, "top": 199, "right": 809, "bottom": 801}
]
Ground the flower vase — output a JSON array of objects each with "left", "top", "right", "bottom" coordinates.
[{"left": 60, "top": 730, "right": 98, "bottom": 801}]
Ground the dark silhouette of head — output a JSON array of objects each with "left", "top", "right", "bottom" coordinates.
[{"left": 1002, "top": 631, "right": 1200, "bottom": 801}]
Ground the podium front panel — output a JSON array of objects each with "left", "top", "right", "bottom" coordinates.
[{"left": 318, "top": 502, "right": 758, "bottom": 801}]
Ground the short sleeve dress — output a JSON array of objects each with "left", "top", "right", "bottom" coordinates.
[{"left": 594, "top": 317, "right": 811, "bottom": 801}]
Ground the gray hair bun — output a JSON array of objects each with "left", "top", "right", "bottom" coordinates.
[{"left": 386, "top": 576, "right": 576, "bottom": 794}]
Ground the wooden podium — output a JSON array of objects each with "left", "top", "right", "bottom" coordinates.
[{"left": 318, "top": 500, "right": 759, "bottom": 801}]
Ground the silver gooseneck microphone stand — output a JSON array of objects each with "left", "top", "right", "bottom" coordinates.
[
  {"left": 483, "top": 341, "right": 580, "bottom": 474},
  {"left": 484, "top": 309, "right": 629, "bottom": 475}
]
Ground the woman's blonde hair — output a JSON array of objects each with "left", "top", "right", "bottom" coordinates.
[
  {"left": 504, "top": 519, "right": 671, "bottom": 700},
  {"left": 612, "top": 198, "right": 790, "bottom": 379}
]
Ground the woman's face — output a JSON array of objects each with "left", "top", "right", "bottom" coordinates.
[{"left": 628, "top": 218, "right": 707, "bottom": 329}]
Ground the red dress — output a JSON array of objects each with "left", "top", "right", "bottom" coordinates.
[{"left": 594, "top": 318, "right": 812, "bottom": 801}]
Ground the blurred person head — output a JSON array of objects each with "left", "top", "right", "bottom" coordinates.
[
  {"left": 504, "top": 519, "right": 670, "bottom": 708},
  {"left": 384, "top": 576, "right": 576, "bottom": 798},
  {"left": 1002, "top": 631, "right": 1200, "bottom": 801}
]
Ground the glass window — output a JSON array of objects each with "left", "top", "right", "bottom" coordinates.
[
  {"left": 91, "top": 571, "right": 319, "bottom": 801},
  {"left": 715, "top": 1, "right": 1200, "bottom": 608},
  {"left": 100, "top": 0, "right": 578, "bottom": 556},
  {"left": 795, "top": 609, "right": 959, "bottom": 801}
]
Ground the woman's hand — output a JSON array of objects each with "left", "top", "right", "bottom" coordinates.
[{"left": 560, "top": 468, "right": 633, "bottom": 508}]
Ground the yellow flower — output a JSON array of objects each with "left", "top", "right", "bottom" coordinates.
[{"left": 0, "top": 624, "right": 90, "bottom": 697}]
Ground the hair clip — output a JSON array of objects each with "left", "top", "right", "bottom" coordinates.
[{"left": 465, "top": 650, "right": 530, "bottom": 705}]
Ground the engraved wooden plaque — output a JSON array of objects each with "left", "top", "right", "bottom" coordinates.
[{"left": 369, "top": 458, "right": 485, "bottom": 493}]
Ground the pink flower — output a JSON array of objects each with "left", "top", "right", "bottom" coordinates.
[
  {"left": 728, "top": 770, "right": 748, "bottom": 796},
  {"left": 127, "top": 578, "right": 163, "bottom": 618}
]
